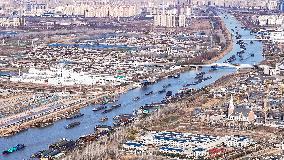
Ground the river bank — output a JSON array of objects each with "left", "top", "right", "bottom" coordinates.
[
  {"left": 0, "top": 17, "right": 234, "bottom": 137},
  {"left": 206, "top": 16, "right": 234, "bottom": 64},
  {"left": 63, "top": 70, "right": 251, "bottom": 160},
  {"left": 0, "top": 8, "right": 262, "bottom": 159},
  {"left": 64, "top": 14, "right": 264, "bottom": 160},
  {"left": 0, "top": 85, "right": 131, "bottom": 137}
]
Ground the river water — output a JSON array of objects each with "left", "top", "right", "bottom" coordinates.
[{"left": 0, "top": 12, "right": 264, "bottom": 160}]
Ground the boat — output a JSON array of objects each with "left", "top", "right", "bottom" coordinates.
[
  {"left": 65, "top": 122, "right": 80, "bottom": 129},
  {"left": 209, "top": 67, "right": 218, "bottom": 72},
  {"left": 2, "top": 144, "right": 25, "bottom": 155},
  {"left": 226, "top": 55, "right": 236, "bottom": 63},
  {"left": 236, "top": 40, "right": 243, "bottom": 45},
  {"left": 32, "top": 121, "right": 54, "bottom": 128},
  {"left": 173, "top": 74, "right": 180, "bottom": 78},
  {"left": 240, "top": 45, "right": 246, "bottom": 49},
  {"left": 108, "top": 99, "right": 118, "bottom": 103},
  {"left": 101, "top": 101, "right": 108, "bottom": 105},
  {"left": 183, "top": 84, "right": 191, "bottom": 87},
  {"left": 31, "top": 151, "right": 44, "bottom": 158},
  {"left": 166, "top": 91, "right": 173, "bottom": 97},
  {"left": 237, "top": 51, "right": 244, "bottom": 56},
  {"left": 162, "top": 83, "right": 171, "bottom": 88},
  {"left": 178, "top": 88, "right": 195, "bottom": 94},
  {"left": 66, "top": 113, "right": 84, "bottom": 120},
  {"left": 195, "top": 72, "right": 205, "bottom": 79},
  {"left": 102, "top": 108, "right": 113, "bottom": 114},
  {"left": 203, "top": 76, "right": 212, "bottom": 81},
  {"left": 194, "top": 79, "right": 203, "bottom": 84},
  {"left": 92, "top": 105, "right": 107, "bottom": 111},
  {"left": 111, "top": 104, "right": 121, "bottom": 109},
  {"left": 100, "top": 97, "right": 117, "bottom": 105},
  {"left": 49, "top": 138, "right": 75, "bottom": 150},
  {"left": 251, "top": 53, "right": 254, "bottom": 57},
  {"left": 158, "top": 89, "right": 166, "bottom": 93},
  {"left": 235, "top": 34, "right": 242, "bottom": 39},
  {"left": 183, "top": 82, "right": 197, "bottom": 87},
  {"left": 196, "top": 72, "right": 205, "bottom": 76},
  {"left": 145, "top": 91, "right": 153, "bottom": 96},
  {"left": 141, "top": 80, "right": 153, "bottom": 87},
  {"left": 133, "top": 96, "right": 140, "bottom": 101},
  {"left": 209, "top": 65, "right": 218, "bottom": 72},
  {"left": 94, "top": 125, "right": 113, "bottom": 133},
  {"left": 31, "top": 118, "right": 54, "bottom": 128},
  {"left": 100, "top": 117, "right": 108, "bottom": 122}
]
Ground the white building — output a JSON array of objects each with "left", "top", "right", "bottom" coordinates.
[
  {"left": 122, "top": 141, "right": 147, "bottom": 154},
  {"left": 131, "top": 131, "right": 255, "bottom": 158},
  {"left": 223, "top": 135, "right": 254, "bottom": 148},
  {"left": 24, "top": 2, "right": 48, "bottom": 16},
  {"left": 269, "top": 30, "right": 284, "bottom": 42},
  {"left": 257, "top": 15, "right": 284, "bottom": 26},
  {"left": 260, "top": 62, "right": 284, "bottom": 76},
  {"left": 178, "top": 14, "right": 187, "bottom": 27},
  {"left": 154, "top": 14, "right": 176, "bottom": 27},
  {"left": 10, "top": 66, "right": 129, "bottom": 86},
  {"left": 0, "top": 17, "right": 25, "bottom": 27},
  {"left": 54, "top": 4, "right": 139, "bottom": 17},
  {"left": 192, "top": 147, "right": 208, "bottom": 158},
  {"left": 267, "top": 0, "right": 279, "bottom": 10}
]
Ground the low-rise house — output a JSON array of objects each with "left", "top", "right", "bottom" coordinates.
[
  {"left": 224, "top": 135, "right": 254, "bottom": 148},
  {"left": 192, "top": 147, "right": 207, "bottom": 158},
  {"left": 0, "top": 17, "right": 25, "bottom": 27},
  {"left": 122, "top": 141, "right": 147, "bottom": 154},
  {"left": 259, "top": 63, "right": 284, "bottom": 76},
  {"left": 159, "top": 146, "right": 185, "bottom": 155},
  {"left": 257, "top": 15, "right": 284, "bottom": 26},
  {"left": 208, "top": 148, "right": 226, "bottom": 158},
  {"left": 134, "top": 131, "right": 255, "bottom": 158}
]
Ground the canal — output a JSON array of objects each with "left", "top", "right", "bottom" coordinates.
[{"left": 0, "top": 12, "right": 264, "bottom": 160}]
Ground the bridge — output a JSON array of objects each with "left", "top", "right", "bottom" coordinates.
[
  {"left": 238, "top": 38, "right": 284, "bottom": 43},
  {"left": 190, "top": 16, "right": 220, "bottom": 18},
  {"left": 189, "top": 62, "right": 254, "bottom": 70},
  {"left": 237, "top": 38, "right": 270, "bottom": 41}
]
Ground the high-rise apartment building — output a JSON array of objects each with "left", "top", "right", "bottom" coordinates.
[
  {"left": 154, "top": 13, "right": 188, "bottom": 28},
  {"left": 153, "top": 1, "right": 190, "bottom": 28},
  {"left": 167, "top": 14, "right": 176, "bottom": 27},
  {"left": 178, "top": 14, "right": 186, "bottom": 27},
  {"left": 54, "top": 4, "right": 139, "bottom": 17},
  {"left": 154, "top": 13, "right": 177, "bottom": 27},
  {"left": 22, "top": 1, "right": 49, "bottom": 16},
  {"left": 281, "top": 0, "right": 284, "bottom": 12}
]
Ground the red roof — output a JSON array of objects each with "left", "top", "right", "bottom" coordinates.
[{"left": 209, "top": 148, "right": 225, "bottom": 154}]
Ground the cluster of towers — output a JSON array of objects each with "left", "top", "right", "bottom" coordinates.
[{"left": 153, "top": 0, "right": 191, "bottom": 28}]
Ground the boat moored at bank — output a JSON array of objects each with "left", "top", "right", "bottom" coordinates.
[
  {"left": 65, "top": 122, "right": 81, "bottom": 129},
  {"left": 2, "top": 144, "right": 25, "bottom": 155},
  {"left": 66, "top": 113, "right": 84, "bottom": 120}
]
